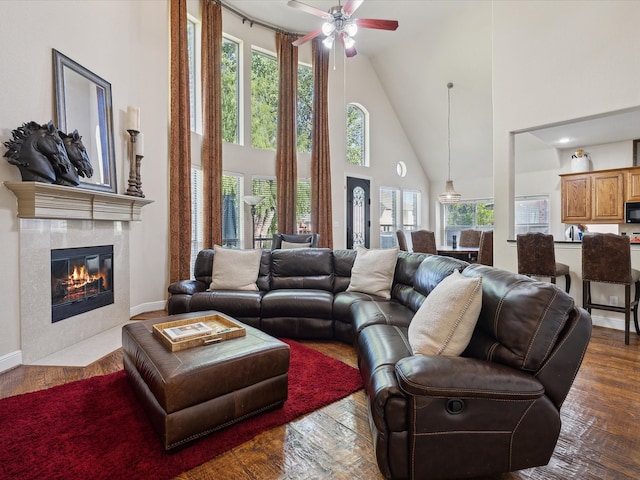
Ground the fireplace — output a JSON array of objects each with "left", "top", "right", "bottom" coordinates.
[{"left": 51, "top": 245, "right": 114, "bottom": 323}]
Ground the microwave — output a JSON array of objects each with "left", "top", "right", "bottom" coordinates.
[{"left": 626, "top": 202, "right": 640, "bottom": 223}]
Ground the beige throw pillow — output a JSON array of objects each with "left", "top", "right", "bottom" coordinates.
[
  {"left": 281, "top": 240, "right": 311, "bottom": 249},
  {"left": 346, "top": 247, "right": 399, "bottom": 299},
  {"left": 408, "top": 270, "right": 482, "bottom": 356},
  {"left": 209, "top": 245, "right": 262, "bottom": 291}
]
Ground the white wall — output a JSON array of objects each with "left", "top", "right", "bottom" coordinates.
[
  {"left": 0, "top": 1, "right": 169, "bottom": 366},
  {"left": 493, "top": 0, "right": 640, "bottom": 329}
]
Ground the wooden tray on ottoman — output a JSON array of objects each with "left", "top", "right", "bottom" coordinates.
[{"left": 152, "top": 313, "right": 246, "bottom": 352}]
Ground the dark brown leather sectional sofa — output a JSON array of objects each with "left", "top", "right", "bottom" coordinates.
[{"left": 167, "top": 248, "right": 592, "bottom": 479}]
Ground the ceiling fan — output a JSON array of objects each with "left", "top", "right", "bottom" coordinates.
[{"left": 288, "top": 0, "right": 398, "bottom": 57}]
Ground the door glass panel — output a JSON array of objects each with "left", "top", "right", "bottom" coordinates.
[{"left": 352, "top": 186, "right": 366, "bottom": 248}]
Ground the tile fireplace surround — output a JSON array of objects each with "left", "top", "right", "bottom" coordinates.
[{"left": 5, "top": 181, "right": 152, "bottom": 364}]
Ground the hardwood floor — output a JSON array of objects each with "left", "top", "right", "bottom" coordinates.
[{"left": 1, "top": 316, "right": 638, "bottom": 480}]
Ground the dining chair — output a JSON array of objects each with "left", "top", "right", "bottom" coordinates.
[
  {"left": 459, "top": 229, "right": 482, "bottom": 247},
  {"left": 477, "top": 230, "right": 493, "bottom": 266},
  {"left": 582, "top": 232, "right": 640, "bottom": 345},
  {"left": 271, "top": 233, "right": 320, "bottom": 250},
  {"left": 517, "top": 232, "right": 571, "bottom": 293},
  {"left": 459, "top": 229, "right": 482, "bottom": 261},
  {"left": 396, "top": 230, "right": 408, "bottom": 251},
  {"left": 411, "top": 230, "right": 437, "bottom": 254}
]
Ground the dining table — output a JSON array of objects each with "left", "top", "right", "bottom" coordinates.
[{"left": 436, "top": 245, "right": 479, "bottom": 261}]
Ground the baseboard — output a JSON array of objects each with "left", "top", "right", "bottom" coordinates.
[
  {"left": 130, "top": 300, "right": 167, "bottom": 318},
  {"left": 590, "top": 314, "right": 624, "bottom": 331},
  {"left": 0, "top": 350, "right": 22, "bottom": 374}
]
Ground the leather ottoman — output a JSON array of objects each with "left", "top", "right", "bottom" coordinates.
[{"left": 122, "top": 311, "right": 290, "bottom": 450}]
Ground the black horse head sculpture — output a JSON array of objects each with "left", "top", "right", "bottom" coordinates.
[
  {"left": 59, "top": 130, "right": 93, "bottom": 179},
  {"left": 3, "top": 121, "right": 77, "bottom": 185}
]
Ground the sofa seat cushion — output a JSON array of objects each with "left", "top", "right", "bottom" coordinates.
[
  {"left": 350, "top": 300, "right": 414, "bottom": 338},
  {"left": 356, "top": 324, "right": 412, "bottom": 434},
  {"left": 261, "top": 289, "right": 333, "bottom": 319},
  {"left": 189, "top": 290, "right": 263, "bottom": 318}
]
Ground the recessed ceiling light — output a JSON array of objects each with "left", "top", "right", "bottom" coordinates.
[{"left": 558, "top": 137, "right": 571, "bottom": 144}]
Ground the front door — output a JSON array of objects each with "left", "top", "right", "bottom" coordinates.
[{"left": 346, "top": 177, "right": 370, "bottom": 249}]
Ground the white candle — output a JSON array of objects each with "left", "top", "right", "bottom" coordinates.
[
  {"left": 135, "top": 133, "right": 144, "bottom": 157},
  {"left": 127, "top": 106, "right": 141, "bottom": 131}
]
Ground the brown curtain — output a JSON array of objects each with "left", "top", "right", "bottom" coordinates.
[
  {"left": 275, "top": 32, "right": 298, "bottom": 234},
  {"left": 169, "top": 0, "right": 192, "bottom": 282},
  {"left": 201, "top": 0, "right": 223, "bottom": 248},
  {"left": 311, "top": 38, "right": 333, "bottom": 248}
]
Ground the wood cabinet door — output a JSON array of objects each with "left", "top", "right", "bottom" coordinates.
[
  {"left": 592, "top": 172, "right": 624, "bottom": 222},
  {"left": 626, "top": 169, "right": 640, "bottom": 202},
  {"left": 562, "top": 175, "right": 591, "bottom": 223}
]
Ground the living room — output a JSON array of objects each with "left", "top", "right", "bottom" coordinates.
[{"left": 0, "top": 1, "right": 639, "bottom": 478}]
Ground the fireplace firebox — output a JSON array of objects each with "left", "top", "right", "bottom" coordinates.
[{"left": 51, "top": 245, "right": 114, "bottom": 323}]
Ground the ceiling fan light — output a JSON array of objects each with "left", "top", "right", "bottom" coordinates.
[
  {"left": 322, "top": 35, "right": 334, "bottom": 49},
  {"left": 345, "top": 22, "right": 358, "bottom": 37},
  {"left": 343, "top": 34, "right": 356, "bottom": 49},
  {"left": 322, "top": 21, "right": 335, "bottom": 36},
  {"left": 438, "top": 180, "right": 462, "bottom": 204}
]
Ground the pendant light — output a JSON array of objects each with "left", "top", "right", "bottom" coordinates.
[{"left": 438, "top": 82, "right": 461, "bottom": 204}]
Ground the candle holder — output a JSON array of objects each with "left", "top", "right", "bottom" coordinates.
[
  {"left": 135, "top": 154, "right": 145, "bottom": 198},
  {"left": 126, "top": 129, "right": 142, "bottom": 197}
]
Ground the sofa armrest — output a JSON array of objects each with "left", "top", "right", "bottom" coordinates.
[
  {"left": 168, "top": 280, "right": 208, "bottom": 296},
  {"left": 395, "top": 355, "right": 544, "bottom": 400}
]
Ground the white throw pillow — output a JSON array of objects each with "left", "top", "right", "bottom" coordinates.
[
  {"left": 281, "top": 240, "right": 311, "bottom": 249},
  {"left": 209, "top": 245, "right": 262, "bottom": 291},
  {"left": 408, "top": 270, "right": 482, "bottom": 356},
  {"left": 346, "top": 247, "right": 399, "bottom": 300}
]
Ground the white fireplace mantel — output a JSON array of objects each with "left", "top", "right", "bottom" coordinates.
[{"left": 4, "top": 181, "right": 153, "bottom": 221}]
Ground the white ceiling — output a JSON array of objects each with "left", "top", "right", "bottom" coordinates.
[{"left": 222, "top": 0, "right": 640, "bottom": 184}]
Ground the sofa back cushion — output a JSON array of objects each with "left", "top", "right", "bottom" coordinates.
[
  {"left": 195, "top": 249, "right": 271, "bottom": 291},
  {"left": 462, "top": 264, "right": 574, "bottom": 372},
  {"left": 333, "top": 249, "right": 357, "bottom": 293},
  {"left": 391, "top": 252, "right": 430, "bottom": 310},
  {"left": 270, "top": 248, "right": 334, "bottom": 290}
]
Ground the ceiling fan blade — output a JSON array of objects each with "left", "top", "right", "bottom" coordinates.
[
  {"left": 292, "top": 28, "right": 323, "bottom": 46},
  {"left": 287, "top": 0, "right": 329, "bottom": 19},
  {"left": 339, "top": 33, "right": 358, "bottom": 57},
  {"left": 343, "top": 0, "right": 364, "bottom": 15},
  {"left": 355, "top": 18, "right": 399, "bottom": 31}
]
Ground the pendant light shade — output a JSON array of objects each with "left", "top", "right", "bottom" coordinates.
[{"left": 438, "top": 82, "right": 461, "bottom": 205}]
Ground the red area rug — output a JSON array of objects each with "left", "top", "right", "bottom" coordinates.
[{"left": 0, "top": 339, "right": 362, "bottom": 480}]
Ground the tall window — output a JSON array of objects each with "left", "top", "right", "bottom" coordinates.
[
  {"left": 346, "top": 103, "right": 367, "bottom": 166},
  {"left": 222, "top": 174, "right": 242, "bottom": 247},
  {"left": 380, "top": 187, "right": 399, "bottom": 248},
  {"left": 190, "top": 167, "right": 203, "bottom": 275},
  {"left": 297, "top": 178, "right": 312, "bottom": 233},
  {"left": 251, "top": 178, "right": 278, "bottom": 248},
  {"left": 222, "top": 38, "right": 240, "bottom": 144},
  {"left": 402, "top": 190, "right": 420, "bottom": 231},
  {"left": 186, "top": 16, "right": 199, "bottom": 132},
  {"left": 251, "top": 50, "right": 278, "bottom": 150},
  {"left": 297, "top": 63, "right": 313, "bottom": 153}
]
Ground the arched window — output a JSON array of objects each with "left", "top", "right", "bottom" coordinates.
[{"left": 346, "top": 103, "right": 368, "bottom": 166}]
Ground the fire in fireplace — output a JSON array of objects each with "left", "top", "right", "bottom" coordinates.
[{"left": 51, "top": 245, "right": 114, "bottom": 323}]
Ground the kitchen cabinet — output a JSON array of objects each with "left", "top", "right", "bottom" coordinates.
[{"left": 561, "top": 168, "right": 630, "bottom": 223}]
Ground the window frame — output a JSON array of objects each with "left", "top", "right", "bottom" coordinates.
[{"left": 346, "top": 103, "right": 369, "bottom": 167}]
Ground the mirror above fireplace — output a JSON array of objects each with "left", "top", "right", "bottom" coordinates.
[{"left": 53, "top": 49, "right": 117, "bottom": 193}]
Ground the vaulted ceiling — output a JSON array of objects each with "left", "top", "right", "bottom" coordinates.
[{"left": 222, "top": 1, "right": 639, "bottom": 186}]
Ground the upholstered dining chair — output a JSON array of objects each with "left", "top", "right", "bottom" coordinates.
[
  {"left": 582, "top": 232, "right": 640, "bottom": 345},
  {"left": 396, "top": 230, "right": 408, "bottom": 251},
  {"left": 477, "top": 230, "right": 493, "bottom": 266},
  {"left": 271, "top": 233, "right": 320, "bottom": 250},
  {"left": 517, "top": 232, "right": 570, "bottom": 293},
  {"left": 411, "top": 230, "right": 437, "bottom": 254},
  {"left": 459, "top": 229, "right": 482, "bottom": 261}
]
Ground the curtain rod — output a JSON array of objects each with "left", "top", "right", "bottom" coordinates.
[{"left": 219, "top": 0, "right": 306, "bottom": 38}]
